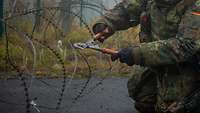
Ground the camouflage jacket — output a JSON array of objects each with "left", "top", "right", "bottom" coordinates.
[{"left": 95, "top": 0, "right": 200, "bottom": 112}]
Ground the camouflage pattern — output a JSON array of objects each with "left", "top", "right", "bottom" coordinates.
[
  {"left": 94, "top": 0, "right": 141, "bottom": 31},
  {"left": 94, "top": 0, "right": 200, "bottom": 113},
  {"left": 127, "top": 68, "right": 157, "bottom": 113}
]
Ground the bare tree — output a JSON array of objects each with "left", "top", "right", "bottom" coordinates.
[
  {"left": 0, "top": 0, "right": 3, "bottom": 37},
  {"left": 35, "top": 0, "right": 43, "bottom": 31},
  {"left": 80, "top": 0, "right": 83, "bottom": 26},
  {"left": 60, "top": 0, "right": 72, "bottom": 33}
]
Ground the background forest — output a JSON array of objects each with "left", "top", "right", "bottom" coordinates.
[{"left": 0, "top": 0, "right": 143, "bottom": 78}]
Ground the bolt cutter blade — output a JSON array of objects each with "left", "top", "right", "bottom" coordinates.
[
  {"left": 73, "top": 43, "right": 87, "bottom": 49},
  {"left": 73, "top": 41, "right": 100, "bottom": 50},
  {"left": 73, "top": 41, "right": 118, "bottom": 55}
]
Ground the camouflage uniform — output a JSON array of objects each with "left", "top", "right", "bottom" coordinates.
[{"left": 93, "top": 0, "right": 200, "bottom": 113}]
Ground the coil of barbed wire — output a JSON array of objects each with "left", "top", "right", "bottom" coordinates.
[{"left": 1, "top": 4, "right": 114, "bottom": 113}]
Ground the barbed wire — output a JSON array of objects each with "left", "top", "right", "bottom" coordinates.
[
  {"left": 4, "top": 19, "right": 35, "bottom": 113},
  {"left": 1, "top": 5, "right": 113, "bottom": 113}
]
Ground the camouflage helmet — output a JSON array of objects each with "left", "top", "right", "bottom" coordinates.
[{"left": 154, "top": 0, "right": 182, "bottom": 7}]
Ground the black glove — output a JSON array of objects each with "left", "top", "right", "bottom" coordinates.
[
  {"left": 92, "top": 23, "right": 114, "bottom": 43},
  {"left": 111, "top": 47, "right": 134, "bottom": 66},
  {"left": 166, "top": 102, "right": 186, "bottom": 113}
]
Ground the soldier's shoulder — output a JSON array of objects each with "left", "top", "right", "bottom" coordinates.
[
  {"left": 192, "top": 0, "right": 200, "bottom": 11},
  {"left": 180, "top": 0, "right": 200, "bottom": 19},
  {"left": 182, "top": 0, "right": 200, "bottom": 26},
  {"left": 195, "top": 0, "right": 200, "bottom": 7},
  {"left": 178, "top": 0, "right": 200, "bottom": 40}
]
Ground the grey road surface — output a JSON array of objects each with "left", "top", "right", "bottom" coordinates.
[{"left": 0, "top": 77, "right": 139, "bottom": 113}]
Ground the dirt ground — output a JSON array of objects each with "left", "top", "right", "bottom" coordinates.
[{"left": 0, "top": 77, "right": 139, "bottom": 113}]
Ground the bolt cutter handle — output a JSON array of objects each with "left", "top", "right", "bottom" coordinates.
[{"left": 101, "top": 48, "right": 118, "bottom": 55}]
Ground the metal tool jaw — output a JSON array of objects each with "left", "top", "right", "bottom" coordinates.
[
  {"left": 73, "top": 39, "right": 118, "bottom": 55},
  {"left": 73, "top": 40, "right": 100, "bottom": 50}
]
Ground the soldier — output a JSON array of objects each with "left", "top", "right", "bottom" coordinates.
[{"left": 92, "top": 0, "right": 200, "bottom": 113}]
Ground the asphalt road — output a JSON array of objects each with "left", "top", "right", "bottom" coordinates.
[{"left": 0, "top": 77, "right": 139, "bottom": 113}]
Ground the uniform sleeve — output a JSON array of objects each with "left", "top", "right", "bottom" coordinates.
[
  {"left": 94, "top": 0, "right": 142, "bottom": 31},
  {"left": 183, "top": 89, "right": 200, "bottom": 113},
  {"left": 131, "top": 4, "right": 200, "bottom": 67}
]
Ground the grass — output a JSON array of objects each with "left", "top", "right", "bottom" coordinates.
[{"left": 0, "top": 17, "right": 144, "bottom": 79}]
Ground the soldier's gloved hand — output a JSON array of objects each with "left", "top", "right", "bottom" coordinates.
[
  {"left": 92, "top": 23, "right": 114, "bottom": 43},
  {"left": 111, "top": 47, "right": 134, "bottom": 66},
  {"left": 167, "top": 102, "right": 186, "bottom": 113}
]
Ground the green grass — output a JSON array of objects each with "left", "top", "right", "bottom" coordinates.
[{"left": 0, "top": 18, "right": 142, "bottom": 78}]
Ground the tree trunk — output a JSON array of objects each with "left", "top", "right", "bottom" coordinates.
[
  {"left": 35, "top": 0, "right": 42, "bottom": 31},
  {"left": 60, "top": 0, "right": 72, "bottom": 33},
  {"left": 0, "top": 0, "right": 3, "bottom": 38},
  {"left": 80, "top": 0, "right": 84, "bottom": 27}
]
